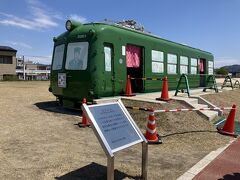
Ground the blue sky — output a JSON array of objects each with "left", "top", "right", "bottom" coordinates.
[{"left": 0, "top": 0, "right": 239, "bottom": 67}]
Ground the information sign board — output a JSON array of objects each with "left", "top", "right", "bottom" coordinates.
[{"left": 82, "top": 100, "right": 146, "bottom": 157}]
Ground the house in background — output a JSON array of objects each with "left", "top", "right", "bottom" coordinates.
[
  {"left": 16, "top": 58, "right": 50, "bottom": 80},
  {"left": 0, "top": 46, "right": 17, "bottom": 80}
]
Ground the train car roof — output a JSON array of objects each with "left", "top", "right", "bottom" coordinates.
[
  {"left": 95, "top": 22, "right": 212, "bottom": 55},
  {"left": 56, "top": 21, "right": 213, "bottom": 57}
]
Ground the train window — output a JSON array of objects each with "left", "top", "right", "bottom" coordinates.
[
  {"left": 167, "top": 54, "right": 177, "bottom": 74},
  {"left": 180, "top": 56, "right": 188, "bottom": 74},
  {"left": 209, "top": 61, "right": 213, "bottom": 68},
  {"left": 191, "top": 67, "right": 197, "bottom": 74},
  {"left": 65, "top": 42, "right": 89, "bottom": 70},
  {"left": 191, "top": 58, "right": 198, "bottom": 66},
  {"left": 104, "top": 47, "right": 111, "bottom": 71},
  {"left": 151, "top": 50, "right": 164, "bottom": 73},
  {"left": 52, "top": 44, "right": 65, "bottom": 70},
  {"left": 190, "top": 58, "right": 198, "bottom": 74},
  {"left": 208, "top": 61, "right": 214, "bottom": 75},
  {"left": 152, "top": 50, "right": 163, "bottom": 61},
  {"left": 180, "top": 56, "right": 188, "bottom": 65},
  {"left": 122, "top": 46, "right": 126, "bottom": 56}
]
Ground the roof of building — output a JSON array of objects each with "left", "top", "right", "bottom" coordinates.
[{"left": 0, "top": 46, "right": 17, "bottom": 52}]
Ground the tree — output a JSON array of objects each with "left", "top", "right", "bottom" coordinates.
[{"left": 215, "top": 67, "right": 228, "bottom": 75}]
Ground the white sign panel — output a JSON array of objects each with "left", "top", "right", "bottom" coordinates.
[
  {"left": 58, "top": 73, "right": 66, "bottom": 88},
  {"left": 82, "top": 100, "right": 146, "bottom": 157}
]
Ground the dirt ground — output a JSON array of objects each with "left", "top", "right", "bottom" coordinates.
[
  {"left": 0, "top": 81, "right": 235, "bottom": 180},
  {"left": 201, "top": 88, "right": 240, "bottom": 121}
]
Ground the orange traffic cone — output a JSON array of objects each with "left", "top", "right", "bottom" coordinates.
[
  {"left": 79, "top": 98, "right": 90, "bottom": 127},
  {"left": 123, "top": 75, "right": 135, "bottom": 97},
  {"left": 145, "top": 107, "right": 162, "bottom": 144},
  {"left": 217, "top": 104, "right": 237, "bottom": 137},
  {"left": 156, "top": 76, "right": 170, "bottom": 101}
]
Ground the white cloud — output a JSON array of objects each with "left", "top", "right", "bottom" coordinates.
[
  {"left": 69, "top": 14, "right": 87, "bottom": 23},
  {"left": 0, "top": 1, "right": 88, "bottom": 31},
  {"left": 6, "top": 41, "right": 32, "bottom": 49},
  {"left": 215, "top": 57, "right": 240, "bottom": 68},
  {"left": 0, "top": 0, "right": 60, "bottom": 30}
]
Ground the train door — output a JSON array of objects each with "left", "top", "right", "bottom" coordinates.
[
  {"left": 199, "top": 58, "right": 206, "bottom": 87},
  {"left": 103, "top": 44, "right": 115, "bottom": 95},
  {"left": 126, "top": 44, "right": 144, "bottom": 93}
]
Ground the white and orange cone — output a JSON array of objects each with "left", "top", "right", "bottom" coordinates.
[
  {"left": 79, "top": 98, "right": 91, "bottom": 127},
  {"left": 145, "top": 107, "right": 162, "bottom": 144},
  {"left": 123, "top": 75, "right": 135, "bottom": 96},
  {"left": 156, "top": 76, "right": 170, "bottom": 101},
  {"left": 217, "top": 104, "right": 237, "bottom": 137}
]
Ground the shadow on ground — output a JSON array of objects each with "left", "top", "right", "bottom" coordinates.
[
  {"left": 55, "top": 162, "right": 141, "bottom": 180},
  {"left": 34, "top": 101, "right": 81, "bottom": 116},
  {"left": 218, "top": 172, "right": 240, "bottom": 180},
  {"left": 161, "top": 130, "right": 218, "bottom": 138}
]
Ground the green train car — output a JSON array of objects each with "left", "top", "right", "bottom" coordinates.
[{"left": 49, "top": 20, "right": 214, "bottom": 107}]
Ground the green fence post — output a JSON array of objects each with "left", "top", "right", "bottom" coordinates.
[
  {"left": 174, "top": 74, "right": 190, "bottom": 97},
  {"left": 234, "top": 80, "right": 240, "bottom": 88},
  {"left": 221, "top": 75, "right": 233, "bottom": 90},
  {"left": 203, "top": 75, "right": 218, "bottom": 93}
]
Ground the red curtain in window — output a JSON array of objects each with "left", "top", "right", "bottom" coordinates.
[
  {"left": 200, "top": 59, "right": 204, "bottom": 73},
  {"left": 126, "top": 45, "right": 141, "bottom": 68}
]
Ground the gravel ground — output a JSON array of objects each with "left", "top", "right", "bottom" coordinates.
[{"left": 0, "top": 81, "right": 233, "bottom": 180}]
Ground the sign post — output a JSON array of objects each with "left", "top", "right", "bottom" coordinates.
[
  {"left": 142, "top": 142, "right": 148, "bottom": 179},
  {"left": 107, "top": 156, "right": 114, "bottom": 180},
  {"left": 82, "top": 99, "right": 148, "bottom": 180}
]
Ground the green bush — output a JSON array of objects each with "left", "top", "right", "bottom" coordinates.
[
  {"left": 215, "top": 67, "right": 228, "bottom": 75},
  {"left": 3, "top": 74, "right": 19, "bottom": 81}
]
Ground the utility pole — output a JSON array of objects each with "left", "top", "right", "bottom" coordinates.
[{"left": 23, "top": 55, "right": 25, "bottom": 80}]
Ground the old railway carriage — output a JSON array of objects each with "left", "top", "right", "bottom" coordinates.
[{"left": 50, "top": 20, "right": 214, "bottom": 107}]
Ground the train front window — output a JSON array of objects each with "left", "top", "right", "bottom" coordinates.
[
  {"left": 52, "top": 44, "right": 65, "bottom": 70},
  {"left": 65, "top": 42, "right": 89, "bottom": 70}
]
